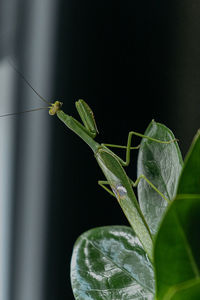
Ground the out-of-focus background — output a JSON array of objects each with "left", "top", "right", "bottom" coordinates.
[{"left": 0, "top": 1, "right": 200, "bottom": 299}]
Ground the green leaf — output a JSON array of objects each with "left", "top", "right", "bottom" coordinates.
[
  {"left": 177, "top": 130, "right": 200, "bottom": 194},
  {"left": 166, "top": 279, "right": 200, "bottom": 300},
  {"left": 154, "top": 130, "right": 200, "bottom": 299},
  {"left": 154, "top": 195, "right": 200, "bottom": 300},
  {"left": 165, "top": 279, "right": 200, "bottom": 300},
  {"left": 71, "top": 226, "right": 155, "bottom": 300},
  {"left": 137, "top": 120, "right": 183, "bottom": 235}
]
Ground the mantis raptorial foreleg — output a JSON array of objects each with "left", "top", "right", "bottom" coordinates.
[{"left": 102, "top": 130, "right": 177, "bottom": 167}]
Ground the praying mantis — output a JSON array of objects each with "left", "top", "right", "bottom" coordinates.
[
  {"left": 0, "top": 73, "right": 176, "bottom": 261},
  {"left": 49, "top": 99, "right": 175, "bottom": 261}
]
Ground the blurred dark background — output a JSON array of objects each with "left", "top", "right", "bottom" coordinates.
[{"left": 0, "top": 1, "right": 200, "bottom": 300}]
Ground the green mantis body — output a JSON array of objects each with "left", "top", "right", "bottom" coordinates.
[
  {"left": 0, "top": 88, "right": 174, "bottom": 262},
  {"left": 49, "top": 100, "right": 174, "bottom": 261},
  {"left": 57, "top": 107, "right": 154, "bottom": 258}
]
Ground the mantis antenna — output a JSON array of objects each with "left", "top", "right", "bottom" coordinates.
[
  {"left": 0, "top": 101, "right": 63, "bottom": 118},
  {"left": 9, "top": 61, "right": 51, "bottom": 105},
  {"left": 0, "top": 107, "right": 49, "bottom": 118},
  {"left": 0, "top": 62, "right": 63, "bottom": 117}
]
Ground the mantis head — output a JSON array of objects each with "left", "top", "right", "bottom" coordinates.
[{"left": 49, "top": 101, "right": 63, "bottom": 115}]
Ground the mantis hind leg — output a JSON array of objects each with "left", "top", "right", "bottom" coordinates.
[
  {"left": 102, "top": 131, "right": 177, "bottom": 167},
  {"left": 98, "top": 176, "right": 170, "bottom": 204},
  {"left": 98, "top": 181, "right": 115, "bottom": 198},
  {"left": 131, "top": 174, "right": 170, "bottom": 204}
]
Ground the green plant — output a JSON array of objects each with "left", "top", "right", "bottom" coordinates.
[
  {"left": 66, "top": 104, "right": 200, "bottom": 299},
  {"left": 3, "top": 95, "right": 199, "bottom": 298},
  {"left": 2, "top": 72, "right": 199, "bottom": 298}
]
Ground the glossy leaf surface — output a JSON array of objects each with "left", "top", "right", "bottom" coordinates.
[
  {"left": 71, "top": 226, "right": 154, "bottom": 300},
  {"left": 155, "top": 132, "right": 200, "bottom": 299},
  {"left": 137, "top": 120, "right": 183, "bottom": 235}
]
